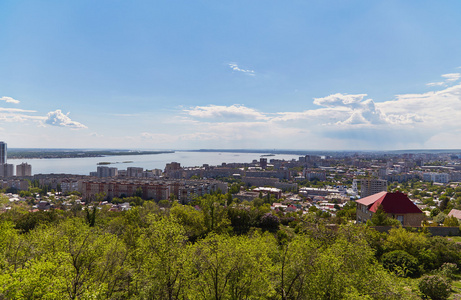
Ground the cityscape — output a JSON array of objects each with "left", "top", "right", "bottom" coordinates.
[
  {"left": 3, "top": 139, "right": 461, "bottom": 297},
  {"left": 2, "top": 139, "right": 461, "bottom": 222},
  {"left": 2, "top": 0, "right": 461, "bottom": 298}
]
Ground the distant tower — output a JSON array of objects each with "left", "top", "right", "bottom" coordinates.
[
  {"left": 16, "top": 163, "right": 32, "bottom": 177},
  {"left": 0, "top": 142, "right": 6, "bottom": 164},
  {"left": 0, "top": 163, "right": 14, "bottom": 177},
  {"left": 359, "top": 179, "right": 388, "bottom": 198},
  {"left": 260, "top": 158, "right": 267, "bottom": 169}
]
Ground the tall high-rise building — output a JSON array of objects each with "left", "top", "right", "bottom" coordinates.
[
  {"left": 0, "top": 163, "right": 14, "bottom": 177},
  {"left": 354, "top": 179, "right": 388, "bottom": 198},
  {"left": 0, "top": 142, "right": 6, "bottom": 164},
  {"left": 260, "top": 158, "right": 267, "bottom": 169},
  {"left": 16, "top": 163, "right": 32, "bottom": 177},
  {"left": 96, "top": 166, "right": 118, "bottom": 178}
]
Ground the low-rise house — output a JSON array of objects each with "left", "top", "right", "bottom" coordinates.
[
  {"left": 37, "top": 200, "right": 51, "bottom": 211},
  {"left": 448, "top": 209, "right": 461, "bottom": 221},
  {"left": 356, "top": 191, "right": 424, "bottom": 226}
]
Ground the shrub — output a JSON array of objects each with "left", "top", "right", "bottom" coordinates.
[
  {"left": 443, "top": 216, "right": 459, "bottom": 227},
  {"left": 437, "top": 263, "right": 458, "bottom": 280},
  {"left": 381, "top": 250, "right": 419, "bottom": 277},
  {"left": 259, "top": 213, "right": 280, "bottom": 232},
  {"left": 418, "top": 274, "right": 451, "bottom": 300}
]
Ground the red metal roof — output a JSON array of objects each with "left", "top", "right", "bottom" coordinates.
[
  {"left": 356, "top": 191, "right": 387, "bottom": 206},
  {"left": 357, "top": 191, "right": 422, "bottom": 214}
]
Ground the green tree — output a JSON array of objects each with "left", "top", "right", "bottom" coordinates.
[
  {"left": 189, "top": 233, "right": 275, "bottom": 299},
  {"left": 198, "top": 195, "right": 230, "bottom": 234},
  {"left": 134, "top": 215, "right": 191, "bottom": 299},
  {"left": 85, "top": 204, "right": 97, "bottom": 227},
  {"left": 433, "top": 212, "right": 447, "bottom": 224},
  {"left": 135, "top": 186, "right": 143, "bottom": 198},
  {"left": 170, "top": 204, "right": 206, "bottom": 242},
  {"left": 443, "top": 215, "right": 459, "bottom": 226}
]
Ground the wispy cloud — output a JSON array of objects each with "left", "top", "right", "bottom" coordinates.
[
  {"left": 426, "top": 82, "right": 445, "bottom": 87},
  {"left": 112, "top": 113, "right": 142, "bottom": 117},
  {"left": 426, "top": 72, "right": 461, "bottom": 86},
  {"left": 441, "top": 73, "right": 461, "bottom": 82},
  {"left": 0, "top": 108, "right": 36, "bottom": 113},
  {"left": 186, "top": 104, "right": 267, "bottom": 120},
  {"left": 0, "top": 106, "right": 42, "bottom": 123},
  {"left": 44, "top": 110, "right": 87, "bottom": 129},
  {"left": 0, "top": 96, "right": 20, "bottom": 104},
  {"left": 228, "top": 63, "right": 255, "bottom": 76}
]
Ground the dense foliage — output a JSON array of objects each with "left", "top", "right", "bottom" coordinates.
[{"left": 1, "top": 194, "right": 460, "bottom": 299}]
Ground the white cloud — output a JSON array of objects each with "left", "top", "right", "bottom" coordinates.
[
  {"left": 313, "top": 93, "right": 388, "bottom": 125},
  {"left": 175, "top": 82, "right": 461, "bottom": 149},
  {"left": 426, "top": 72, "right": 461, "bottom": 86},
  {"left": 228, "top": 63, "right": 255, "bottom": 76},
  {"left": 426, "top": 82, "right": 445, "bottom": 87},
  {"left": 313, "top": 93, "right": 367, "bottom": 108},
  {"left": 0, "top": 106, "right": 43, "bottom": 123},
  {"left": 186, "top": 104, "right": 267, "bottom": 120},
  {"left": 0, "top": 96, "right": 20, "bottom": 104},
  {"left": 0, "top": 108, "right": 36, "bottom": 113},
  {"left": 0, "top": 97, "right": 89, "bottom": 130},
  {"left": 378, "top": 83, "right": 461, "bottom": 128},
  {"left": 90, "top": 132, "right": 103, "bottom": 137},
  {"left": 112, "top": 113, "right": 141, "bottom": 117},
  {"left": 44, "top": 110, "right": 87, "bottom": 129},
  {"left": 441, "top": 73, "right": 461, "bottom": 82}
]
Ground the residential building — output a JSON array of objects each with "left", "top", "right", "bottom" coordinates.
[
  {"left": 127, "top": 167, "right": 144, "bottom": 177},
  {"left": 79, "top": 178, "right": 227, "bottom": 203},
  {"left": 16, "top": 163, "right": 32, "bottom": 176},
  {"left": 165, "top": 162, "right": 181, "bottom": 173},
  {"left": 355, "top": 179, "right": 388, "bottom": 198},
  {"left": 96, "top": 166, "right": 118, "bottom": 178},
  {"left": 0, "top": 142, "right": 6, "bottom": 164},
  {"left": 260, "top": 158, "right": 267, "bottom": 169},
  {"left": 356, "top": 191, "right": 424, "bottom": 226},
  {"left": 423, "top": 172, "right": 449, "bottom": 184},
  {"left": 303, "top": 169, "right": 326, "bottom": 181},
  {"left": 0, "top": 163, "right": 14, "bottom": 177},
  {"left": 448, "top": 209, "right": 461, "bottom": 222}
]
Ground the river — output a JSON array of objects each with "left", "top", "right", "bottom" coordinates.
[{"left": 8, "top": 151, "right": 300, "bottom": 175}]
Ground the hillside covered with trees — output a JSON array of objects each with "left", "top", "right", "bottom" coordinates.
[{"left": 1, "top": 193, "right": 461, "bottom": 299}]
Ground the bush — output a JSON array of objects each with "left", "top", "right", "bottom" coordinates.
[
  {"left": 418, "top": 274, "right": 451, "bottom": 300},
  {"left": 437, "top": 263, "right": 458, "bottom": 280},
  {"left": 443, "top": 216, "right": 459, "bottom": 227},
  {"left": 259, "top": 213, "right": 280, "bottom": 233},
  {"left": 433, "top": 212, "right": 447, "bottom": 225},
  {"left": 381, "top": 250, "right": 419, "bottom": 277}
]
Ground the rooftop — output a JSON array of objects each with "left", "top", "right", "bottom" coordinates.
[{"left": 356, "top": 191, "right": 422, "bottom": 214}]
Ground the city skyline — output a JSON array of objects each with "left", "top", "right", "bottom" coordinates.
[{"left": 1, "top": 1, "right": 461, "bottom": 150}]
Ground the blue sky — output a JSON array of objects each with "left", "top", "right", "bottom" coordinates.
[{"left": 1, "top": 0, "right": 461, "bottom": 150}]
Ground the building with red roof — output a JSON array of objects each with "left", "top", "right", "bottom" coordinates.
[
  {"left": 448, "top": 209, "right": 461, "bottom": 221},
  {"left": 356, "top": 191, "right": 424, "bottom": 226}
]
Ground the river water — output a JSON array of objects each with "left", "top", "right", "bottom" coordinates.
[{"left": 9, "top": 151, "right": 300, "bottom": 175}]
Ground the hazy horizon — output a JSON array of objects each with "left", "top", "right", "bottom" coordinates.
[
  {"left": 7, "top": 147, "right": 461, "bottom": 154},
  {"left": 1, "top": 1, "right": 461, "bottom": 150}
]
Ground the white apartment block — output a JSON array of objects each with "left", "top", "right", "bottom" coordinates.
[{"left": 423, "top": 172, "right": 449, "bottom": 184}]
